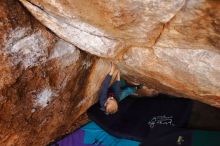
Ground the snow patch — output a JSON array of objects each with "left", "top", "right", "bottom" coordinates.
[
  {"left": 4, "top": 27, "right": 49, "bottom": 69},
  {"left": 35, "top": 87, "right": 54, "bottom": 108}
]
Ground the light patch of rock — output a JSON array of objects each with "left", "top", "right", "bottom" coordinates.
[
  {"left": 49, "top": 39, "right": 80, "bottom": 67},
  {"left": 141, "top": 0, "right": 185, "bottom": 22},
  {"left": 35, "top": 87, "right": 54, "bottom": 108},
  {"left": 4, "top": 27, "right": 49, "bottom": 69},
  {"left": 155, "top": 48, "right": 220, "bottom": 96},
  {"left": 49, "top": 39, "right": 76, "bottom": 59},
  {"left": 20, "top": 0, "right": 121, "bottom": 58},
  {"left": 76, "top": 96, "right": 90, "bottom": 108}
]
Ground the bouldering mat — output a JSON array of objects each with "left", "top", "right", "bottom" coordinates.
[
  {"left": 87, "top": 94, "right": 193, "bottom": 141},
  {"left": 50, "top": 122, "right": 140, "bottom": 146}
]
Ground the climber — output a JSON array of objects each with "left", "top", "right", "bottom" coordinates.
[{"left": 99, "top": 63, "right": 143, "bottom": 114}]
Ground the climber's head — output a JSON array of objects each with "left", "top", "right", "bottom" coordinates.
[{"left": 105, "top": 96, "right": 118, "bottom": 114}]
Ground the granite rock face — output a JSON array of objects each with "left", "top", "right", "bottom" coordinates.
[
  {"left": 0, "top": 0, "right": 110, "bottom": 145},
  {"left": 1, "top": 0, "right": 220, "bottom": 145},
  {"left": 118, "top": 0, "right": 220, "bottom": 107},
  {"left": 20, "top": 0, "right": 220, "bottom": 107},
  {"left": 19, "top": 0, "right": 185, "bottom": 57}
]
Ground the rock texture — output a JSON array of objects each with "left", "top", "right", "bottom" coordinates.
[
  {"left": 0, "top": 0, "right": 111, "bottom": 145},
  {"left": 19, "top": 0, "right": 185, "bottom": 57},
  {"left": 20, "top": 0, "right": 220, "bottom": 107},
  {"left": 119, "top": 0, "right": 220, "bottom": 107},
  {"left": 1, "top": 0, "right": 220, "bottom": 145}
]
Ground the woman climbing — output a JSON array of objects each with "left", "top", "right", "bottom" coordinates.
[{"left": 99, "top": 63, "right": 142, "bottom": 114}]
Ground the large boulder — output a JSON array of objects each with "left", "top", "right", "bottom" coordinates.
[
  {"left": 19, "top": 0, "right": 185, "bottom": 57},
  {"left": 20, "top": 0, "right": 220, "bottom": 107},
  {"left": 0, "top": 0, "right": 220, "bottom": 145},
  {"left": 0, "top": 0, "right": 110, "bottom": 145},
  {"left": 118, "top": 0, "right": 220, "bottom": 107}
]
